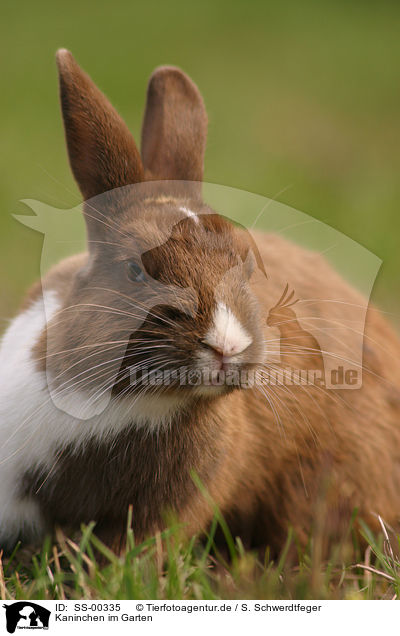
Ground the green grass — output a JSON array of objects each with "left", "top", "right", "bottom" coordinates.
[{"left": 2, "top": 515, "right": 400, "bottom": 600}]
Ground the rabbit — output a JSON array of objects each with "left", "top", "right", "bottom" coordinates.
[{"left": 1, "top": 48, "right": 400, "bottom": 556}]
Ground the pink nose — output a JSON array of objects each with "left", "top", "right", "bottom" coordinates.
[{"left": 202, "top": 341, "right": 249, "bottom": 358}]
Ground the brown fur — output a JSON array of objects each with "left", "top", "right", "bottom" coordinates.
[
  {"left": 56, "top": 49, "right": 144, "bottom": 202},
  {"left": 18, "top": 51, "right": 400, "bottom": 556},
  {"left": 141, "top": 66, "right": 208, "bottom": 183},
  {"left": 267, "top": 285, "right": 325, "bottom": 375}
]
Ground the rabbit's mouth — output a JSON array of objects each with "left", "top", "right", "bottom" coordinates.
[
  {"left": 108, "top": 355, "right": 262, "bottom": 403},
  {"left": 189, "top": 358, "right": 263, "bottom": 397}
]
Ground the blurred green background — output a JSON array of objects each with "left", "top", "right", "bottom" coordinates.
[{"left": 1, "top": 0, "right": 399, "bottom": 330}]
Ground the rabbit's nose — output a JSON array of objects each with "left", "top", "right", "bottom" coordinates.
[
  {"left": 201, "top": 302, "right": 253, "bottom": 358},
  {"left": 203, "top": 342, "right": 250, "bottom": 359}
]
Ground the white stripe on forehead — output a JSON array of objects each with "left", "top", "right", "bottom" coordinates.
[
  {"left": 179, "top": 206, "right": 200, "bottom": 225},
  {"left": 141, "top": 198, "right": 200, "bottom": 226}
]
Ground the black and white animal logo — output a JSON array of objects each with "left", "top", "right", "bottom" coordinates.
[{"left": 3, "top": 602, "right": 50, "bottom": 633}]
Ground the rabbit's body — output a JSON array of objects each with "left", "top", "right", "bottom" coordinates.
[
  {"left": 2, "top": 231, "right": 400, "bottom": 552},
  {"left": 1, "top": 50, "right": 400, "bottom": 553}
]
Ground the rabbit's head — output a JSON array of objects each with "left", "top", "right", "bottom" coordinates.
[{"left": 40, "top": 51, "right": 267, "bottom": 418}]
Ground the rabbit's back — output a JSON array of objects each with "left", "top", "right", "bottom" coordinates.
[{"left": 233, "top": 231, "right": 400, "bottom": 548}]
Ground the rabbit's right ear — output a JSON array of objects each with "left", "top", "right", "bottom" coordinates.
[
  {"left": 56, "top": 49, "right": 144, "bottom": 201},
  {"left": 141, "top": 66, "right": 208, "bottom": 183}
]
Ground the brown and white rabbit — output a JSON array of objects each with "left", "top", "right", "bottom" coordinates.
[{"left": 1, "top": 49, "right": 400, "bottom": 555}]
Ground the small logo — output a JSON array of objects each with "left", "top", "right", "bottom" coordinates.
[{"left": 2, "top": 603, "right": 50, "bottom": 633}]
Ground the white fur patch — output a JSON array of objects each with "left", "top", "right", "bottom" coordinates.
[
  {"left": 203, "top": 302, "right": 252, "bottom": 358},
  {"left": 0, "top": 291, "right": 59, "bottom": 544},
  {"left": 179, "top": 206, "right": 200, "bottom": 224},
  {"left": 0, "top": 291, "right": 186, "bottom": 545}
]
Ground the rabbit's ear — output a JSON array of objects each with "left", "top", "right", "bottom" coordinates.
[
  {"left": 56, "top": 49, "right": 144, "bottom": 200},
  {"left": 141, "top": 66, "right": 208, "bottom": 183}
]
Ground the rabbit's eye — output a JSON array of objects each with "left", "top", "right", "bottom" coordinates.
[{"left": 126, "top": 261, "right": 146, "bottom": 283}]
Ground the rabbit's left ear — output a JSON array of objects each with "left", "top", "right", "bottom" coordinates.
[
  {"left": 141, "top": 66, "right": 208, "bottom": 183},
  {"left": 56, "top": 49, "right": 144, "bottom": 201}
]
